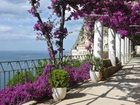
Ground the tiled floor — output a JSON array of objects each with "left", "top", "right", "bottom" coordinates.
[
  {"left": 55, "top": 57, "right": 140, "bottom": 105},
  {"left": 33, "top": 57, "right": 140, "bottom": 105}
]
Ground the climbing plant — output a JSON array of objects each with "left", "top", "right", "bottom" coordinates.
[{"left": 28, "top": 0, "right": 140, "bottom": 65}]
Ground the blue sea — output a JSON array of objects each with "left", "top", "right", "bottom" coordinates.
[
  {"left": 0, "top": 51, "right": 70, "bottom": 89},
  {"left": 0, "top": 51, "right": 49, "bottom": 62},
  {"left": 0, "top": 51, "right": 49, "bottom": 89}
]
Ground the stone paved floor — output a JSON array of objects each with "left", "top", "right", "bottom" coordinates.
[
  {"left": 36, "top": 57, "right": 140, "bottom": 105},
  {"left": 55, "top": 57, "right": 140, "bottom": 105}
]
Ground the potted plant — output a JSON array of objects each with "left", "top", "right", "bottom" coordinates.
[
  {"left": 49, "top": 69, "right": 69, "bottom": 101},
  {"left": 90, "top": 57, "right": 103, "bottom": 83}
]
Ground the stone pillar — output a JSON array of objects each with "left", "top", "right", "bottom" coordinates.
[
  {"left": 116, "top": 33, "right": 121, "bottom": 61},
  {"left": 131, "top": 40, "right": 133, "bottom": 58},
  {"left": 126, "top": 37, "right": 129, "bottom": 62},
  {"left": 121, "top": 38, "right": 125, "bottom": 65},
  {"left": 129, "top": 39, "right": 132, "bottom": 60},
  {"left": 108, "top": 28, "right": 116, "bottom": 66},
  {"left": 124, "top": 37, "right": 128, "bottom": 63},
  {"left": 93, "top": 21, "right": 103, "bottom": 58}
]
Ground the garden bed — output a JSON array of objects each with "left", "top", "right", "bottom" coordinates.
[
  {"left": 0, "top": 61, "right": 91, "bottom": 105},
  {"left": 101, "top": 62, "right": 122, "bottom": 80},
  {"left": 0, "top": 57, "right": 123, "bottom": 105}
]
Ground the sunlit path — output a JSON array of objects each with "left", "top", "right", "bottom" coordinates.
[
  {"left": 0, "top": 1, "right": 140, "bottom": 105},
  {"left": 54, "top": 57, "right": 140, "bottom": 105}
]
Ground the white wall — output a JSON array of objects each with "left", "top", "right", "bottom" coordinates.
[{"left": 136, "top": 46, "right": 140, "bottom": 54}]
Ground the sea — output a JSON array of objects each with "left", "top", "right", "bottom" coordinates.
[
  {"left": 0, "top": 51, "right": 49, "bottom": 89},
  {"left": 0, "top": 51, "right": 70, "bottom": 89},
  {"left": 0, "top": 51, "right": 49, "bottom": 62}
]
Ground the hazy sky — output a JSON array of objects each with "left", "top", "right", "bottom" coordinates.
[{"left": 0, "top": 0, "right": 83, "bottom": 51}]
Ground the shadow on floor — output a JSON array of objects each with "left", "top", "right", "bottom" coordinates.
[
  {"left": 65, "top": 93, "right": 86, "bottom": 99},
  {"left": 59, "top": 62, "right": 140, "bottom": 105}
]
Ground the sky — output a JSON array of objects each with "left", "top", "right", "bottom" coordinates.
[{"left": 0, "top": 0, "right": 83, "bottom": 52}]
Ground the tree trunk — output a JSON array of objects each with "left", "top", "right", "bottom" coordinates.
[
  {"left": 59, "top": 6, "right": 65, "bottom": 68},
  {"left": 46, "top": 37, "right": 55, "bottom": 65},
  {"left": 32, "top": 5, "right": 55, "bottom": 65}
]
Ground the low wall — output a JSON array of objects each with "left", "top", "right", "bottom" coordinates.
[{"left": 101, "top": 62, "right": 122, "bottom": 80}]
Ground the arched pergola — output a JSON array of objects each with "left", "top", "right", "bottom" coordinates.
[{"left": 90, "top": 1, "right": 140, "bottom": 66}]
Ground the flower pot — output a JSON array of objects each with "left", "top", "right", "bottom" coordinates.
[
  {"left": 52, "top": 88, "right": 67, "bottom": 101},
  {"left": 90, "top": 70, "right": 100, "bottom": 83},
  {"left": 95, "top": 71, "right": 100, "bottom": 81}
]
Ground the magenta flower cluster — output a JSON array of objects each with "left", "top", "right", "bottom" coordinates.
[
  {"left": 0, "top": 62, "right": 91, "bottom": 105},
  {"left": 0, "top": 65, "right": 52, "bottom": 105},
  {"left": 28, "top": 0, "right": 40, "bottom": 16},
  {"left": 34, "top": 21, "right": 53, "bottom": 34},
  {"left": 28, "top": 0, "right": 140, "bottom": 62},
  {"left": 64, "top": 62, "right": 92, "bottom": 85},
  {"left": 49, "top": 0, "right": 140, "bottom": 38},
  {"left": 54, "top": 28, "right": 68, "bottom": 38}
]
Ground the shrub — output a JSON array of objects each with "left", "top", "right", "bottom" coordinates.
[
  {"left": 35, "top": 60, "right": 48, "bottom": 77},
  {"left": 62, "top": 59, "right": 71, "bottom": 66},
  {"left": 62, "top": 59, "right": 81, "bottom": 67},
  {"left": 8, "top": 71, "right": 35, "bottom": 87},
  {"left": 84, "top": 54, "right": 93, "bottom": 61},
  {"left": 102, "top": 58, "right": 120, "bottom": 68},
  {"left": 101, "top": 59, "right": 113, "bottom": 80},
  {"left": 100, "top": 68, "right": 109, "bottom": 80},
  {"left": 71, "top": 59, "right": 82, "bottom": 67},
  {"left": 92, "top": 57, "right": 103, "bottom": 71},
  {"left": 102, "top": 59, "right": 112, "bottom": 68},
  {"left": 49, "top": 69, "right": 69, "bottom": 88}
]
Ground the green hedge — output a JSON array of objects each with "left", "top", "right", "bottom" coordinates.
[
  {"left": 49, "top": 69, "right": 69, "bottom": 88},
  {"left": 101, "top": 59, "right": 122, "bottom": 80},
  {"left": 102, "top": 59, "right": 112, "bottom": 68},
  {"left": 8, "top": 71, "right": 35, "bottom": 87},
  {"left": 62, "top": 59, "right": 82, "bottom": 67},
  {"left": 35, "top": 60, "right": 48, "bottom": 76}
]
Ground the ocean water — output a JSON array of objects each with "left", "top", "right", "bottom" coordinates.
[
  {"left": 0, "top": 51, "right": 49, "bottom": 62},
  {"left": 0, "top": 51, "right": 70, "bottom": 89},
  {"left": 0, "top": 51, "right": 49, "bottom": 89}
]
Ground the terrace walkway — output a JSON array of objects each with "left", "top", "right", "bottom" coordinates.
[
  {"left": 33, "top": 56, "right": 140, "bottom": 105},
  {"left": 54, "top": 56, "right": 140, "bottom": 105}
]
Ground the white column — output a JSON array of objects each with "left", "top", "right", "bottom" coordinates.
[
  {"left": 126, "top": 37, "right": 129, "bottom": 62},
  {"left": 116, "top": 33, "right": 121, "bottom": 61},
  {"left": 93, "top": 21, "right": 103, "bottom": 58},
  {"left": 121, "top": 38, "right": 125, "bottom": 65},
  {"left": 108, "top": 28, "right": 116, "bottom": 66},
  {"left": 129, "top": 39, "right": 132, "bottom": 60},
  {"left": 124, "top": 37, "right": 128, "bottom": 63}
]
